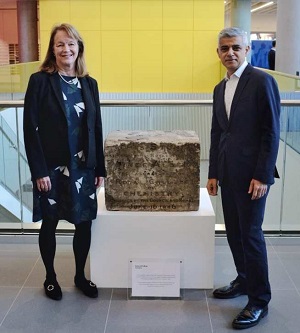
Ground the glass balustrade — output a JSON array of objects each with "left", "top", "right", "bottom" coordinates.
[
  {"left": 1, "top": 62, "right": 300, "bottom": 233},
  {"left": 0, "top": 100, "right": 300, "bottom": 233}
]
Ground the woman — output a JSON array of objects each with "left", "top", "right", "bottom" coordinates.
[{"left": 23, "top": 23, "right": 106, "bottom": 301}]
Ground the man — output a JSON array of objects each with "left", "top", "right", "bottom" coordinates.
[
  {"left": 268, "top": 40, "right": 276, "bottom": 70},
  {"left": 207, "top": 27, "right": 280, "bottom": 330}
]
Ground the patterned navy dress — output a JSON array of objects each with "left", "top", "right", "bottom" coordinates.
[{"left": 32, "top": 75, "right": 97, "bottom": 224}]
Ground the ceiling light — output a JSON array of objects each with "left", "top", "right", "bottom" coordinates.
[{"left": 251, "top": 1, "right": 274, "bottom": 13}]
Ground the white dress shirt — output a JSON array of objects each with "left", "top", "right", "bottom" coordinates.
[{"left": 224, "top": 60, "right": 248, "bottom": 119}]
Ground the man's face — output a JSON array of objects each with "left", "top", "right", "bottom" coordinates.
[{"left": 217, "top": 36, "right": 250, "bottom": 76}]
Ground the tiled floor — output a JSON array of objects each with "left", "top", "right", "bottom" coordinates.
[{"left": 1, "top": 235, "right": 300, "bottom": 333}]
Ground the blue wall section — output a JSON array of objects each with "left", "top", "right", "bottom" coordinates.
[{"left": 251, "top": 40, "right": 272, "bottom": 69}]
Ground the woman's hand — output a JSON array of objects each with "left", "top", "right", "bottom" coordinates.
[
  {"left": 36, "top": 177, "right": 51, "bottom": 192},
  {"left": 95, "top": 177, "right": 103, "bottom": 189}
]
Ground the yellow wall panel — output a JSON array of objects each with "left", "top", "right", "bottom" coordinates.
[
  {"left": 193, "top": 31, "right": 221, "bottom": 92},
  {"left": 163, "top": 31, "right": 193, "bottom": 92},
  {"left": 163, "top": 0, "right": 193, "bottom": 31},
  {"left": 132, "top": 31, "right": 163, "bottom": 92},
  {"left": 38, "top": 0, "right": 225, "bottom": 93},
  {"left": 132, "top": 0, "right": 162, "bottom": 30},
  {"left": 80, "top": 31, "right": 101, "bottom": 80},
  {"left": 39, "top": 30, "right": 51, "bottom": 61},
  {"left": 39, "top": 1, "right": 70, "bottom": 31},
  {"left": 101, "top": 0, "right": 131, "bottom": 31},
  {"left": 101, "top": 31, "right": 131, "bottom": 92},
  {"left": 70, "top": 1, "right": 101, "bottom": 31},
  {"left": 194, "top": 0, "right": 224, "bottom": 30}
]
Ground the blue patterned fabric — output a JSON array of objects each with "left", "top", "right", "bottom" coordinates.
[{"left": 32, "top": 75, "right": 97, "bottom": 224}]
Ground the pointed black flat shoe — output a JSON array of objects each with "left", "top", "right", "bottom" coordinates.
[
  {"left": 74, "top": 277, "right": 98, "bottom": 298},
  {"left": 43, "top": 280, "right": 62, "bottom": 301}
]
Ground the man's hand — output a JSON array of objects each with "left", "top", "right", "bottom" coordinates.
[
  {"left": 206, "top": 178, "right": 218, "bottom": 196},
  {"left": 248, "top": 179, "right": 267, "bottom": 200}
]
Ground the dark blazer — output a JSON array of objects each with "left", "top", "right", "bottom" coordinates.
[
  {"left": 268, "top": 49, "right": 276, "bottom": 70},
  {"left": 23, "top": 71, "right": 106, "bottom": 180},
  {"left": 208, "top": 64, "right": 280, "bottom": 190}
]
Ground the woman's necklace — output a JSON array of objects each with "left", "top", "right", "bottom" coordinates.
[{"left": 58, "top": 72, "right": 78, "bottom": 85}]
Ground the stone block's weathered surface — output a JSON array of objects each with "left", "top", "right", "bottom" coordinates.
[{"left": 104, "top": 130, "right": 200, "bottom": 211}]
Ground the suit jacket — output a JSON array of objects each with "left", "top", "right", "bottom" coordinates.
[
  {"left": 208, "top": 64, "right": 280, "bottom": 190},
  {"left": 23, "top": 71, "right": 106, "bottom": 180},
  {"left": 268, "top": 49, "right": 276, "bottom": 70}
]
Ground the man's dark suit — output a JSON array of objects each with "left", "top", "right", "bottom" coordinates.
[
  {"left": 23, "top": 71, "right": 106, "bottom": 181},
  {"left": 268, "top": 48, "right": 276, "bottom": 70},
  {"left": 208, "top": 64, "right": 280, "bottom": 307}
]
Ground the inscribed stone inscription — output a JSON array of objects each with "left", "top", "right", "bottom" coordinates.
[{"left": 104, "top": 130, "right": 200, "bottom": 211}]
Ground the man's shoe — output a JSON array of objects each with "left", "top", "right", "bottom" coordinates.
[
  {"left": 43, "top": 280, "right": 62, "bottom": 301},
  {"left": 232, "top": 305, "right": 268, "bottom": 330},
  {"left": 213, "top": 280, "right": 246, "bottom": 299},
  {"left": 75, "top": 277, "right": 98, "bottom": 298}
]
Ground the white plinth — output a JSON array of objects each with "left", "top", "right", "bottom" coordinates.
[{"left": 90, "top": 188, "right": 215, "bottom": 289}]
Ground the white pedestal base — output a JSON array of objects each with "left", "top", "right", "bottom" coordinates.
[{"left": 90, "top": 188, "right": 215, "bottom": 289}]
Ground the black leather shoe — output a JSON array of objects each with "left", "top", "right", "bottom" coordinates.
[
  {"left": 75, "top": 277, "right": 98, "bottom": 298},
  {"left": 213, "top": 280, "right": 246, "bottom": 299},
  {"left": 232, "top": 305, "right": 268, "bottom": 329},
  {"left": 43, "top": 280, "right": 62, "bottom": 301}
]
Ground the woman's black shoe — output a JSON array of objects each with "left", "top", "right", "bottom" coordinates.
[
  {"left": 74, "top": 277, "right": 98, "bottom": 298},
  {"left": 43, "top": 280, "right": 62, "bottom": 301}
]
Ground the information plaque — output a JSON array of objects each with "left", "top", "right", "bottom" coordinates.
[{"left": 130, "top": 259, "right": 182, "bottom": 298}]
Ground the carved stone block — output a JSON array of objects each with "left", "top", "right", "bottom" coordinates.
[{"left": 104, "top": 130, "right": 200, "bottom": 211}]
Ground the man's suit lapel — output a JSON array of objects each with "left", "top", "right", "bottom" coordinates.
[
  {"left": 218, "top": 79, "right": 229, "bottom": 125},
  {"left": 228, "top": 64, "right": 252, "bottom": 123}
]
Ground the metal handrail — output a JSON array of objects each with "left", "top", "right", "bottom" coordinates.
[{"left": 1, "top": 99, "right": 300, "bottom": 107}]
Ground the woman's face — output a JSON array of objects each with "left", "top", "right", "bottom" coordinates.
[{"left": 53, "top": 30, "right": 79, "bottom": 72}]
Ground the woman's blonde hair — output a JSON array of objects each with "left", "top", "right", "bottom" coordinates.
[{"left": 40, "top": 23, "right": 88, "bottom": 77}]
